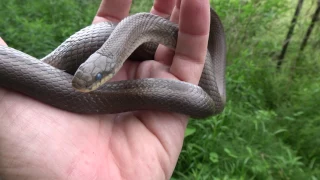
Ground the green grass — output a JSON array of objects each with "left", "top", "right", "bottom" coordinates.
[{"left": 1, "top": 0, "right": 319, "bottom": 179}]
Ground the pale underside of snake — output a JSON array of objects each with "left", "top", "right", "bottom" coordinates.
[{"left": 0, "top": 8, "right": 226, "bottom": 118}]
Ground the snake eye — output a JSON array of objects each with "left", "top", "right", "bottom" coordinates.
[{"left": 95, "top": 73, "right": 103, "bottom": 81}]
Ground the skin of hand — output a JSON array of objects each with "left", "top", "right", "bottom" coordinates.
[{"left": 0, "top": 0, "right": 210, "bottom": 179}]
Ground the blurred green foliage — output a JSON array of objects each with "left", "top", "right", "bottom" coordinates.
[{"left": 0, "top": 0, "right": 319, "bottom": 179}]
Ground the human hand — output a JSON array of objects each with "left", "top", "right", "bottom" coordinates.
[{"left": 0, "top": 0, "right": 210, "bottom": 179}]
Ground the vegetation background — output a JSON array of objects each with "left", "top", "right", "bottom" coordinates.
[{"left": 0, "top": 0, "right": 319, "bottom": 179}]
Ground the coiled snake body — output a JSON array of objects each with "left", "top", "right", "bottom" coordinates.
[{"left": 0, "top": 8, "right": 226, "bottom": 118}]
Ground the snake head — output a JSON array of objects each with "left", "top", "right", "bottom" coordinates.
[{"left": 72, "top": 52, "right": 117, "bottom": 92}]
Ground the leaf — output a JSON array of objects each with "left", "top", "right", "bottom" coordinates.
[
  {"left": 272, "top": 129, "right": 288, "bottom": 135},
  {"left": 184, "top": 127, "right": 196, "bottom": 138},
  {"left": 209, "top": 152, "right": 219, "bottom": 163},
  {"left": 224, "top": 148, "right": 238, "bottom": 159}
]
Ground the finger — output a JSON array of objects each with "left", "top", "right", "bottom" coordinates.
[
  {"left": 170, "top": 0, "right": 181, "bottom": 23},
  {"left": 152, "top": 0, "right": 177, "bottom": 65},
  {"left": 93, "top": 0, "right": 132, "bottom": 23},
  {"left": 170, "top": 0, "right": 210, "bottom": 85},
  {"left": 0, "top": 37, "right": 7, "bottom": 46},
  {"left": 150, "top": 0, "right": 175, "bottom": 18}
]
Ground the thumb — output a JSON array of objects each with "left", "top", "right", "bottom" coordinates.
[{"left": 0, "top": 37, "right": 7, "bottom": 46}]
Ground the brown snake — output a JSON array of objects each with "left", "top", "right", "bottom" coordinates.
[{"left": 0, "top": 8, "right": 226, "bottom": 118}]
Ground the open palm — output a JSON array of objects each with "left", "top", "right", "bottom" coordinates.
[{"left": 0, "top": 0, "right": 210, "bottom": 179}]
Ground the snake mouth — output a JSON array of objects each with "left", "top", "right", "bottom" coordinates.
[{"left": 72, "top": 73, "right": 114, "bottom": 93}]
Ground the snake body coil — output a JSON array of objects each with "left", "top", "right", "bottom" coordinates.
[{"left": 0, "top": 8, "right": 226, "bottom": 118}]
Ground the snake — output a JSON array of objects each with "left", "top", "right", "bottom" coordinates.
[{"left": 0, "top": 8, "right": 226, "bottom": 118}]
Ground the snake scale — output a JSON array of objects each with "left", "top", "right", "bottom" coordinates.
[{"left": 0, "top": 8, "right": 226, "bottom": 118}]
